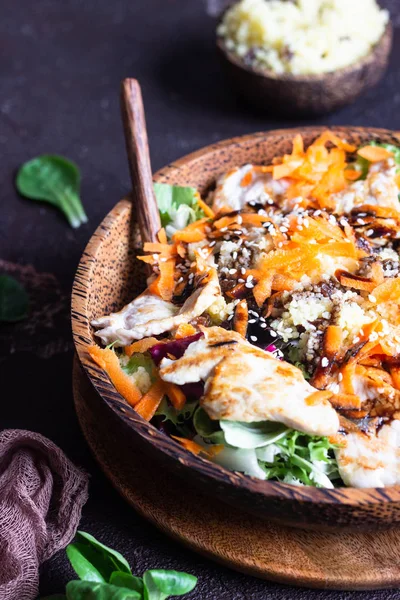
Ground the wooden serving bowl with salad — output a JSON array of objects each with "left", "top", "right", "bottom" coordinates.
[{"left": 72, "top": 126, "right": 400, "bottom": 531}]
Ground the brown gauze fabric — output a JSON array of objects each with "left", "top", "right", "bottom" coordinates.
[{"left": 0, "top": 429, "right": 89, "bottom": 600}]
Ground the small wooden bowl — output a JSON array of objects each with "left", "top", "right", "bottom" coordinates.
[
  {"left": 217, "top": 22, "right": 393, "bottom": 116},
  {"left": 72, "top": 126, "right": 400, "bottom": 531}
]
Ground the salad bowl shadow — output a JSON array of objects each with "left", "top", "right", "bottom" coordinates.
[{"left": 72, "top": 126, "right": 400, "bottom": 531}]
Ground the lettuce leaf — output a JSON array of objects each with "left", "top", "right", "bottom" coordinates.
[
  {"left": 349, "top": 141, "right": 400, "bottom": 181},
  {"left": 156, "top": 398, "right": 198, "bottom": 429},
  {"left": 193, "top": 407, "right": 224, "bottom": 444},
  {"left": 220, "top": 420, "right": 288, "bottom": 449},
  {"left": 153, "top": 182, "right": 205, "bottom": 238}
]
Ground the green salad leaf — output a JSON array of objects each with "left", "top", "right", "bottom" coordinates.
[
  {"left": 156, "top": 398, "right": 198, "bottom": 428},
  {"left": 66, "top": 580, "right": 141, "bottom": 600},
  {"left": 153, "top": 182, "right": 205, "bottom": 238},
  {"left": 121, "top": 353, "right": 154, "bottom": 378},
  {"left": 220, "top": 420, "right": 288, "bottom": 449},
  {"left": 16, "top": 155, "right": 87, "bottom": 228},
  {"left": 66, "top": 532, "right": 132, "bottom": 583},
  {"left": 193, "top": 407, "right": 224, "bottom": 443},
  {"left": 0, "top": 275, "right": 29, "bottom": 322},
  {"left": 143, "top": 570, "right": 197, "bottom": 600}
]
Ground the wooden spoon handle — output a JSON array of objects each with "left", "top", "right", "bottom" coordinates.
[{"left": 120, "top": 78, "right": 161, "bottom": 244}]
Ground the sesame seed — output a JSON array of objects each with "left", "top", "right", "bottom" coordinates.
[
  {"left": 270, "top": 331, "right": 277, "bottom": 338},
  {"left": 368, "top": 294, "right": 377, "bottom": 303},
  {"left": 229, "top": 268, "right": 237, "bottom": 275},
  {"left": 248, "top": 319, "right": 257, "bottom": 324},
  {"left": 209, "top": 240, "right": 216, "bottom": 247},
  {"left": 250, "top": 336, "right": 258, "bottom": 342},
  {"left": 241, "top": 267, "right": 246, "bottom": 275},
  {"left": 366, "top": 229, "right": 374, "bottom": 236},
  {"left": 152, "top": 254, "right": 159, "bottom": 260},
  {"left": 353, "top": 337, "right": 360, "bottom": 344},
  {"left": 246, "top": 275, "right": 254, "bottom": 282},
  {"left": 237, "top": 216, "right": 243, "bottom": 225},
  {"left": 321, "top": 357, "right": 329, "bottom": 368},
  {"left": 160, "top": 257, "right": 167, "bottom": 262},
  {"left": 267, "top": 198, "right": 274, "bottom": 205},
  {"left": 245, "top": 282, "right": 254, "bottom": 289},
  {"left": 238, "top": 278, "right": 245, "bottom": 283},
  {"left": 314, "top": 210, "right": 321, "bottom": 217},
  {"left": 177, "top": 276, "right": 184, "bottom": 283},
  {"left": 233, "top": 251, "right": 238, "bottom": 260},
  {"left": 332, "top": 384, "right": 340, "bottom": 394},
  {"left": 280, "top": 226, "right": 288, "bottom": 233},
  {"left": 357, "top": 218, "right": 366, "bottom": 226},
  {"left": 228, "top": 314, "right": 234, "bottom": 320},
  {"left": 220, "top": 227, "right": 228, "bottom": 232},
  {"left": 322, "top": 311, "right": 331, "bottom": 319},
  {"left": 338, "top": 373, "right": 343, "bottom": 382},
  {"left": 339, "top": 219, "right": 348, "bottom": 227}
]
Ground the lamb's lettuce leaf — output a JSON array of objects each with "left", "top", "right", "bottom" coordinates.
[{"left": 153, "top": 183, "right": 205, "bottom": 238}]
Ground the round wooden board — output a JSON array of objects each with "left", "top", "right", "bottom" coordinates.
[{"left": 73, "top": 356, "right": 400, "bottom": 591}]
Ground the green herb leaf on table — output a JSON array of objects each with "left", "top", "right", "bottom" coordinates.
[
  {"left": 109, "top": 572, "right": 144, "bottom": 594},
  {"left": 153, "top": 182, "right": 205, "bottom": 238},
  {"left": 66, "top": 580, "right": 142, "bottom": 600},
  {"left": 143, "top": 570, "right": 197, "bottom": 600},
  {"left": 16, "top": 155, "right": 88, "bottom": 228},
  {"left": 66, "top": 532, "right": 132, "bottom": 583},
  {"left": 0, "top": 275, "right": 29, "bottom": 322}
]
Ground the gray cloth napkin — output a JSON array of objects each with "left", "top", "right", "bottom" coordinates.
[{"left": 0, "top": 429, "right": 89, "bottom": 600}]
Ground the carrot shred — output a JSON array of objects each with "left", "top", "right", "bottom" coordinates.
[
  {"left": 171, "top": 436, "right": 219, "bottom": 458},
  {"left": 358, "top": 145, "right": 394, "bottom": 162},
  {"left": 164, "top": 382, "right": 186, "bottom": 410},
  {"left": 196, "top": 193, "right": 215, "bottom": 218},
  {"left": 329, "top": 394, "right": 361, "bottom": 410},
  {"left": 340, "top": 364, "right": 356, "bottom": 395},
  {"left": 143, "top": 242, "right": 175, "bottom": 256},
  {"left": 148, "top": 257, "right": 176, "bottom": 301},
  {"left": 88, "top": 345, "right": 142, "bottom": 407},
  {"left": 157, "top": 228, "right": 168, "bottom": 244},
  {"left": 233, "top": 300, "right": 248, "bottom": 338},
  {"left": 253, "top": 272, "right": 274, "bottom": 307},
  {"left": 174, "top": 323, "right": 197, "bottom": 339},
  {"left": 372, "top": 278, "right": 400, "bottom": 303},
  {"left": 337, "top": 271, "right": 375, "bottom": 292},
  {"left": 134, "top": 379, "right": 165, "bottom": 420},
  {"left": 324, "top": 326, "right": 342, "bottom": 358},
  {"left": 172, "top": 218, "right": 209, "bottom": 243},
  {"left": 345, "top": 169, "right": 362, "bottom": 181},
  {"left": 240, "top": 170, "right": 253, "bottom": 187},
  {"left": 305, "top": 390, "right": 333, "bottom": 406},
  {"left": 390, "top": 367, "right": 400, "bottom": 390},
  {"left": 125, "top": 337, "right": 159, "bottom": 357}
]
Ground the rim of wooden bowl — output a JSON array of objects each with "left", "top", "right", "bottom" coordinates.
[
  {"left": 72, "top": 126, "right": 400, "bottom": 509},
  {"left": 216, "top": 19, "right": 393, "bottom": 83}
]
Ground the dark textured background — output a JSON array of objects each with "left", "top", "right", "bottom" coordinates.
[{"left": 1, "top": 1, "right": 400, "bottom": 598}]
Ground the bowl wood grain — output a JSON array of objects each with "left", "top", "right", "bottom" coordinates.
[{"left": 72, "top": 126, "right": 400, "bottom": 531}]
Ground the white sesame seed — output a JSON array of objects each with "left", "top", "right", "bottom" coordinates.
[
  {"left": 152, "top": 254, "right": 159, "bottom": 260},
  {"left": 209, "top": 240, "right": 216, "bottom": 247},
  {"left": 228, "top": 314, "right": 234, "bottom": 320},
  {"left": 339, "top": 218, "right": 348, "bottom": 227},
  {"left": 270, "top": 331, "right": 277, "bottom": 338},
  {"left": 321, "top": 357, "right": 329, "bottom": 368},
  {"left": 353, "top": 337, "right": 360, "bottom": 344},
  {"left": 241, "top": 267, "right": 246, "bottom": 275},
  {"left": 280, "top": 226, "right": 288, "bottom": 233},
  {"left": 260, "top": 323, "right": 267, "bottom": 328},
  {"left": 248, "top": 319, "right": 257, "bottom": 324},
  {"left": 278, "top": 242, "right": 283, "bottom": 248},
  {"left": 322, "top": 311, "right": 331, "bottom": 320},
  {"left": 314, "top": 210, "right": 321, "bottom": 217},
  {"left": 238, "top": 278, "right": 245, "bottom": 283},
  {"left": 246, "top": 275, "right": 254, "bottom": 282},
  {"left": 245, "top": 282, "right": 254, "bottom": 289},
  {"left": 332, "top": 384, "right": 340, "bottom": 394},
  {"left": 368, "top": 294, "right": 377, "bottom": 303},
  {"left": 160, "top": 257, "right": 167, "bottom": 262},
  {"left": 357, "top": 218, "right": 366, "bottom": 225},
  {"left": 233, "top": 251, "right": 238, "bottom": 260},
  {"left": 177, "top": 276, "right": 184, "bottom": 283},
  {"left": 220, "top": 227, "right": 228, "bottom": 232},
  {"left": 250, "top": 336, "right": 258, "bottom": 342},
  {"left": 237, "top": 215, "right": 243, "bottom": 225},
  {"left": 338, "top": 373, "right": 343, "bottom": 382},
  {"left": 229, "top": 268, "right": 237, "bottom": 275},
  {"left": 365, "top": 229, "right": 374, "bottom": 236}
]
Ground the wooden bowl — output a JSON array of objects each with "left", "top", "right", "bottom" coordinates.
[
  {"left": 72, "top": 126, "right": 400, "bottom": 531},
  {"left": 217, "top": 22, "right": 393, "bottom": 116}
]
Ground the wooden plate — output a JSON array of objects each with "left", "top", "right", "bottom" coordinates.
[{"left": 73, "top": 357, "right": 400, "bottom": 590}]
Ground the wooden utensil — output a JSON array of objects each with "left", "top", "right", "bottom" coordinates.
[{"left": 120, "top": 78, "right": 161, "bottom": 244}]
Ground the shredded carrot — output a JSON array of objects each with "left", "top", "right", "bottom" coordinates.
[
  {"left": 176, "top": 242, "right": 187, "bottom": 258},
  {"left": 345, "top": 169, "right": 362, "bottom": 181},
  {"left": 171, "top": 436, "right": 219, "bottom": 458},
  {"left": 143, "top": 242, "right": 175, "bottom": 256},
  {"left": 157, "top": 228, "right": 168, "bottom": 244},
  {"left": 240, "top": 170, "right": 253, "bottom": 187},
  {"left": 137, "top": 255, "right": 157, "bottom": 265},
  {"left": 336, "top": 271, "right": 375, "bottom": 292},
  {"left": 370, "top": 262, "right": 384, "bottom": 285},
  {"left": 125, "top": 337, "right": 159, "bottom": 357},
  {"left": 324, "top": 326, "right": 342, "bottom": 358},
  {"left": 340, "top": 364, "right": 356, "bottom": 395},
  {"left": 372, "top": 278, "right": 400, "bottom": 303},
  {"left": 233, "top": 300, "right": 248, "bottom": 338},
  {"left": 196, "top": 193, "right": 215, "bottom": 218},
  {"left": 329, "top": 394, "right": 361, "bottom": 410},
  {"left": 164, "top": 382, "right": 186, "bottom": 410},
  {"left": 271, "top": 273, "right": 297, "bottom": 292},
  {"left": 358, "top": 145, "right": 393, "bottom": 162},
  {"left": 148, "top": 257, "right": 176, "bottom": 301},
  {"left": 305, "top": 390, "right": 333, "bottom": 406},
  {"left": 172, "top": 218, "right": 209, "bottom": 243},
  {"left": 174, "top": 323, "right": 197, "bottom": 339},
  {"left": 253, "top": 273, "right": 274, "bottom": 307},
  {"left": 134, "top": 379, "right": 165, "bottom": 420},
  {"left": 390, "top": 367, "right": 400, "bottom": 390},
  {"left": 88, "top": 345, "right": 142, "bottom": 407}
]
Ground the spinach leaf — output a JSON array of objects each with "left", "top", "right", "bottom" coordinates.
[
  {"left": 0, "top": 275, "right": 29, "bottom": 322},
  {"left": 66, "top": 532, "right": 131, "bottom": 583},
  {"left": 16, "top": 155, "right": 88, "bottom": 228},
  {"left": 153, "top": 183, "right": 205, "bottom": 237},
  {"left": 143, "top": 570, "right": 197, "bottom": 600},
  {"left": 109, "top": 572, "right": 144, "bottom": 594},
  {"left": 193, "top": 407, "right": 224, "bottom": 444},
  {"left": 66, "top": 580, "right": 141, "bottom": 600}
]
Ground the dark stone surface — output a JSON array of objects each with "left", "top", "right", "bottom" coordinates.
[{"left": 1, "top": 1, "right": 400, "bottom": 598}]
